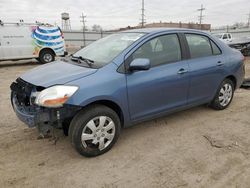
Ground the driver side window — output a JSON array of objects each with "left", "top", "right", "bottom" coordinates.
[{"left": 131, "top": 34, "right": 182, "bottom": 67}]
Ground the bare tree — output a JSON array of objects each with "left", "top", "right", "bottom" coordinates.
[{"left": 92, "top": 24, "right": 102, "bottom": 32}]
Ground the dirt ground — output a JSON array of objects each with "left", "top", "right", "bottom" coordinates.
[{"left": 0, "top": 58, "right": 250, "bottom": 188}]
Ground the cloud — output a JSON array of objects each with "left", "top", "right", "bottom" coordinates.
[{"left": 0, "top": 0, "right": 249, "bottom": 30}]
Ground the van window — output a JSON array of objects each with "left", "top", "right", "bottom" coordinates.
[
  {"left": 132, "top": 34, "right": 181, "bottom": 67},
  {"left": 223, "top": 34, "right": 228, "bottom": 39},
  {"left": 185, "top": 34, "right": 213, "bottom": 58}
]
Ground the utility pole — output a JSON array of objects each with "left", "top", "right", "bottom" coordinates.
[
  {"left": 197, "top": 4, "right": 205, "bottom": 30},
  {"left": 247, "top": 12, "right": 250, "bottom": 28},
  {"left": 140, "top": 0, "right": 146, "bottom": 28},
  {"left": 80, "top": 13, "right": 87, "bottom": 47}
]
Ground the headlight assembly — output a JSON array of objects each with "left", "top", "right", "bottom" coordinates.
[{"left": 35, "top": 85, "right": 78, "bottom": 108}]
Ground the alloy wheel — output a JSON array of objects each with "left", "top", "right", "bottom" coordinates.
[
  {"left": 43, "top": 53, "right": 53, "bottom": 63},
  {"left": 219, "top": 83, "right": 233, "bottom": 107},
  {"left": 81, "top": 116, "right": 115, "bottom": 151}
]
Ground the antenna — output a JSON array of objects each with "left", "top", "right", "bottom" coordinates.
[
  {"left": 80, "top": 12, "right": 87, "bottom": 47},
  {"left": 197, "top": 4, "right": 205, "bottom": 30},
  {"left": 140, "top": 0, "right": 146, "bottom": 28}
]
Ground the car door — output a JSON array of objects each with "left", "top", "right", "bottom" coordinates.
[
  {"left": 126, "top": 33, "right": 189, "bottom": 121},
  {"left": 184, "top": 33, "right": 225, "bottom": 105},
  {"left": 1, "top": 26, "right": 18, "bottom": 59},
  {"left": 1, "top": 26, "right": 33, "bottom": 60}
]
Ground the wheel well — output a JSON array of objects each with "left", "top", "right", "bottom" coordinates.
[
  {"left": 87, "top": 100, "right": 124, "bottom": 127},
  {"left": 39, "top": 48, "right": 55, "bottom": 57},
  {"left": 225, "top": 75, "right": 237, "bottom": 89}
]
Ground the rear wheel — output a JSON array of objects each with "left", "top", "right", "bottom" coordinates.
[
  {"left": 210, "top": 79, "right": 235, "bottom": 110},
  {"left": 39, "top": 49, "right": 55, "bottom": 64},
  {"left": 69, "top": 105, "right": 121, "bottom": 157}
]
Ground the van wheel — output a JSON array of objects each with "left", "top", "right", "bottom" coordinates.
[
  {"left": 69, "top": 105, "right": 121, "bottom": 157},
  {"left": 39, "top": 50, "right": 55, "bottom": 64},
  {"left": 210, "top": 79, "right": 235, "bottom": 110}
]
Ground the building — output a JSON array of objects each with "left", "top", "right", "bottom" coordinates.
[{"left": 111, "top": 21, "right": 211, "bottom": 31}]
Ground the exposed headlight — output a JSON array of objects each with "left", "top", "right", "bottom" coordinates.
[{"left": 35, "top": 85, "right": 78, "bottom": 108}]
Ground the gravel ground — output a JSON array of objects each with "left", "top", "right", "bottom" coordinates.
[{"left": 0, "top": 58, "right": 249, "bottom": 188}]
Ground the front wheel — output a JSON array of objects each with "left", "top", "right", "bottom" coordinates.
[
  {"left": 39, "top": 50, "right": 55, "bottom": 64},
  {"left": 210, "top": 79, "right": 235, "bottom": 110},
  {"left": 69, "top": 105, "right": 121, "bottom": 157}
]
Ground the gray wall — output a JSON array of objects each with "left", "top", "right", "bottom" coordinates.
[
  {"left": 211, "top": 28, "right": 250, "bottom": 39},
  {"left": 63, "top": 28, "right": 250, "bottom": 53}
]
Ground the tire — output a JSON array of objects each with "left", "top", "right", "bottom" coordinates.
[
  {"left": 38, "top": 50, "right": 55, "bottom": 64},
  {"left": 69, "top": 105, "right": 121, "bottom": 157},
  {"left": 210, "top": 79, "right": 235, "bottom": 110}
]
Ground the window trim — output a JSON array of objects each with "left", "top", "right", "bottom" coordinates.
[
  {"left": 184, "top": 33, "right": 222, "bottom": 60},
  {"left": 209, "top": 39, "right": 222, "bottom": 55}
]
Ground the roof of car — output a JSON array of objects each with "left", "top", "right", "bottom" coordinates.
[{"left": 122, "top": 27, "right": 209, "bottom": 34}]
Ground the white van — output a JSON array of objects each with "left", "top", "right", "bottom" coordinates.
[{"left": 0, "top": 23, "right": 67, "bottom": 63}]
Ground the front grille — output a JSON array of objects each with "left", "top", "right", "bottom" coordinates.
[{"left": 10, "top": 78, "right": 39, "bottom": 106}]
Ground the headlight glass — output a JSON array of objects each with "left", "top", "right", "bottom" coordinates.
[{"left": 35, "top": 85, "right": 78, "bottom": 108}]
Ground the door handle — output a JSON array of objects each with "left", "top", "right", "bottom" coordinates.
[
  {"left": 217, "top": 61, "right": 224, "bottom": 66},
  {"left": 178, "top": 68, "right": 188, "bottom": 74}
]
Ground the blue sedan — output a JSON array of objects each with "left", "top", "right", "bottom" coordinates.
[{"left": 10, "top": 28, "right": 245, "bottom": 157}]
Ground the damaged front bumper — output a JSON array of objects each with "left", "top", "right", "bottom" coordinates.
[
  {"left": 241, "top": 77, "right": 250, "bottom": 88},
  {"left": 10, "top": 78, "right": 80, "bottom": 129},
  {"left": 12, "top": 94, "right": 50, "bottom": 128}
]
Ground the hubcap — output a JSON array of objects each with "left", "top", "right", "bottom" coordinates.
[
  {"left": 81, "top": 116, "right": 115, "bottom": 151},
  {"left": 43, "top": 53, "right": 53, "bottom": 63},
  {"left": 219, "top": 83, "right": 233, "bottom": 107}
]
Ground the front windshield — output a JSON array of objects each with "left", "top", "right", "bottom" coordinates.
[{"left": 73, "top": 32, "right": 145, "bottom": 67}]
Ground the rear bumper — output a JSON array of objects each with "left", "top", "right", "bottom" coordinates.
[{"left": 59, "top": 51, "right": 68, "bottom": 57}]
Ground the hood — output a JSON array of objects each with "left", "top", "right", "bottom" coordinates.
[{"left": 20, "top": 60, "right": 97, "bottom": 87}]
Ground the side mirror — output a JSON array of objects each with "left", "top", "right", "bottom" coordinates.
[{"left": 129, "top": 58, "right": 151, "bottom": 71}]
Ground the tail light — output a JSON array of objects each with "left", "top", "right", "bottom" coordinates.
[{"left": 58, "top": 27, "right": 64, "bottom": 39}]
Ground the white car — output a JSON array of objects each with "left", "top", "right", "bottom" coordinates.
[
  {"left": 0, "top": 23, "right": 67, "bottom": 63},
  {"left": 213, "top": 33, "right": 233, "bottom": 43}
]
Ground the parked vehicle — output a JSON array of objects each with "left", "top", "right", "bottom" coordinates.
[
  {"left": 228, "top": 37, "right": 250, "bottom": 56},
  {"left": 10, "top": 28, "right": 245, "bottom": 157},
  {"left": 213, "top": 33, "right": 233, "bottom": 43},
  {"left": 213, "top": 33, "right": 250, "bottom": 56},
  {"left": 0, "top": 22, "right": 67, "bottom": 63}
]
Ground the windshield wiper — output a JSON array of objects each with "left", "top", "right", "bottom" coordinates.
[{"left": 71, "top": 56, "right": 94, "bottom": 67}]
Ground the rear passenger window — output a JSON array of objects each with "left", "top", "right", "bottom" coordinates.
[
  {"left": 211, "top": 40, "right": 222, "bottom": 55},
  {"left": 185, "top": 34, "right": 212, "bottom": 58}
]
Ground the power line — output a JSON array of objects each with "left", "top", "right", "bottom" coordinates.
[
  {"left": 197, "top": 4, "right": 205, "bottom": 30},
  {"left": 80, "top": 12, "right": 87, "bottom": 47},
  {"left": 140, "top": 0, "right": 146, "bottom": 28}
]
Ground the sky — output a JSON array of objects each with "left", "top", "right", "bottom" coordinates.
[{"left": 0, "top": 0, "right": 250, "bottom": 30}]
